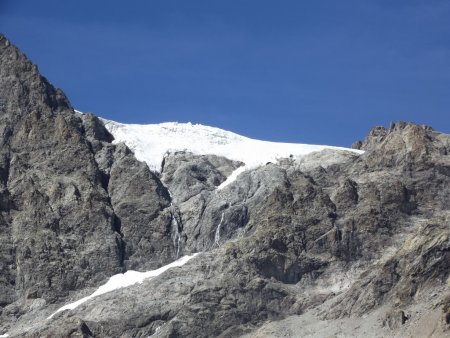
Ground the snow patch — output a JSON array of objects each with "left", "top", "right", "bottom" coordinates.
[
  {"left": 48, "top": 254, "right": 199, "bottom": 319},
  {"left": 217, "top": 165, "right": 247, "bottom": 190},
  {"left": 0, "top": 333, "right": 9, "bottom": 337}
]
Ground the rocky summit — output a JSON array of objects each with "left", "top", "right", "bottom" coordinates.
[{"left": 0, "top": 34, "right": 449, "bottom": 338}]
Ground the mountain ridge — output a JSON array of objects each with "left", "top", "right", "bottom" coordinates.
[{"left": 0, "top": 34, "right": 449, "bottom": 338}]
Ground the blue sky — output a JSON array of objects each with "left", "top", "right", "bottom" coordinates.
[{"left": 1, "top": 0, "right": 449, "bottom": 146}]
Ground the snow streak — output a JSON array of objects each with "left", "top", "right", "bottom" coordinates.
[{"left": 48, "top": 254, "right": 199, "bottom": 319}]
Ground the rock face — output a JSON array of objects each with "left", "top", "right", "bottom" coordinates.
[
  {"left": 0, "top": 34, "right": 177, "bottom": 328},
  {"left": 1, "top": 35, "right": 450, "bottom": 338}
]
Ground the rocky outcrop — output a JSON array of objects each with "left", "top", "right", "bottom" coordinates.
[
  {"left": 1, "top": 34, "right": 449, "bottom": 338},
  {"left": 160, "top": 151, "right": 242, "bottom": 204},
  {"left": 361, "top": 122, "right": 448, "bottom": 168}
]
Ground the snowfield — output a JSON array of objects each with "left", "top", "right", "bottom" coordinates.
[
  {"left": 48, "top": 254, "right": 198, "bottom": 319},
  {"left": 101, "top": 119, "right": 364, "bottom": 175}
]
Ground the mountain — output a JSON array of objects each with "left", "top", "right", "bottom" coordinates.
[{"left": 0, "top": 34, "right": 449, "bottom": 337}]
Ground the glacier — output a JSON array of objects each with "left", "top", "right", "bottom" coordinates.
[{"left": 100, "top": 118, "right": 363, "bottom": 187}]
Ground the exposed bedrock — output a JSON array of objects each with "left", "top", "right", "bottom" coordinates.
[{"left": 0, "top": 34, "right": 178, "bottom": 329}]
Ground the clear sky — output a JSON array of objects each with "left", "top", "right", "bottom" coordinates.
[{"left": 1, "top": 0, "right": 449, "bottom": 146}]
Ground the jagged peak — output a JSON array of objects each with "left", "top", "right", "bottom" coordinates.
[
  {"left": 359, "top": 121, "right": 445, "bottom": 167},
  {"left": 0, "top": 34, "right": 73, "bottom": 116},
  {"left": 0, "top": 34, "right": 10, "bottom": 47}
]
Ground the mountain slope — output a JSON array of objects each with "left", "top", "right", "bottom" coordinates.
[
  {"left": 0, "top": 34, "right": 180, "bottom": 334},
  {"left": 1, "top": 35, "right": 449, "bottom": 338}
]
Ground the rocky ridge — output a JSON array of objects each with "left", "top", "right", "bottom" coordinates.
[
  {"left": 0, "top": 35, "right": 449, "bottom": 337},
  {"left": 0, "top": 34, "right": 181, "bottom": 331}
]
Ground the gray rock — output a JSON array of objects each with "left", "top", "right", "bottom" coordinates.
[
  {"left": 0, "top": 34, "right": 176, "bottom": 331},
  {"left": 351, "top": 140, "right": 362, "bottom": 150},
  {"left": 161, "top": 151, "right": 242, "bottom": 204}
]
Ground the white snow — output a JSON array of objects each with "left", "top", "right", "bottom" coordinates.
[
  {"left": 101, "top": 120, "right": 364, "bottom": 180},
  {"left": 0, "top": 333, "right": 9, "bottom": 337},
  {"left": 217, "top": 165, "right": 248, "bottom": 190},
  {"left": 48, "top": 253, "right": 199, "bottom": 319}
]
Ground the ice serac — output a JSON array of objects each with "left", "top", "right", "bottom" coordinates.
[{"left": 0, "top": 34, "right": 177, "bottom": 331}]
